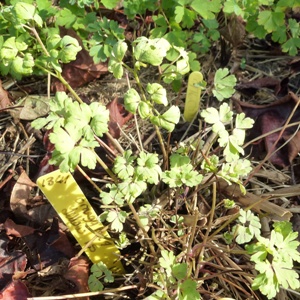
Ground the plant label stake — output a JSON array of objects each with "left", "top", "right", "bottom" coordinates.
[
  {"left": 184, "top": 71, "right": 203, "bottom": 122},
  {"left": 37, "top": 169, "right": 125, "bottom": 273}
]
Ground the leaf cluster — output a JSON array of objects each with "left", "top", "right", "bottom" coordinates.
[
  {"left": 88, "top": 262, "right": 114, "bottom": 292},
  {"left": 200, "top": 99, "right": 254, "bottom": 192},
  {"left": 99, "top": 151, "right": 162, "bottom": 231},
  {"left": 149, "top": 250, "right": 200, "bottom": 299},
  {"left": 31, "top": 92, "right": 109, "bottom": 172},
  {"left": 224, "top": 0, "right": 300, "bottom": 55},
  {"left": 246, "top": 222, "right": 300, "bottom": 299},
  {"left": 0, "top": 1, "right": 82, "bottom": 78}
]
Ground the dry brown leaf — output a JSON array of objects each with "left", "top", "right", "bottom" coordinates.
[
  {"left": 10, "top": 170, "right": 36, "bottom": 217},
  {"left": 3, "top": 219, "right": 35, "bottom": 237},
  {"left": 10, "top": 170, "right": 57, "bottom": 225},
  {"left": 107, "top": 97, "right": 133, "bottom": 139},
  {"left": 64, "top": 257, "right": 89, "bottom": 298},
  {"left": 235, "top": 92, "right": 300, "bottom": 167},
  {"left": 0, "top": 80, "right": 12, "bottom": 109}
]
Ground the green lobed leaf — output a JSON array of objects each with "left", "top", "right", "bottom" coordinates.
[
  {"left": 108, "top": 59, "right": 124, "bottom": 79},
  {"left": 191, "top": 0, "right": 222, "bottom": 19},
  {"left": 282, "top": 37, "right": 300, "bottom": 56},
  {"left": 14, "top": 2, "right": 43, "bottom": 27},
  {"left": 151, "top": 105, "right": 180, "bottom": 132},
  {"left": 113, "top": 150, "right": 136, "bottom": 180},
  {"left": 100, "top": 184, "right": 125, "bottom": 206},
  {"left": 118, "top": 179, "right": 147, "bottom": 203},
  {"left": 257, "top": 10, "right": 285, "bottom": 33},
  {"left": 136, "top": 152, "right": 162, "bottom": 184},
  {"left": 0, "top": 37, "right": 18, "bottom": 60},
  {"left": 112, "top": 40, "right": 128, "bottom": 62},
  {"left": 235, "top": 113, "right": 254, "bottom": 129},
  {"left": 101, "top": 0, "right": 120, "bottom": 9},
  {"left": 172, "top": 263, "right": 187, "bottom": 280},
  {"left": 213, "top": 68, "right": 237, "bottom": 101},
  {"left": 88, "top": 274, "right": 104, "bottom": 292},
  {"left": 49, "top": 128, "right": 76, "bottom": 154},
  {"left": 90, "top": 103, "right": 109, "bottom": 137},
  {"left": 179, "top": 279, "right": 201, "bottom": 300},
  {"left": 133, "top": 37, "right": 171, "bottom": 66}
]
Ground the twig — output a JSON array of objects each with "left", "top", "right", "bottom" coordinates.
[{"left": 26, "top": 285, "right": 138, "bottom": 300}]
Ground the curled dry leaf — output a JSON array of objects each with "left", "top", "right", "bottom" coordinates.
[
  {"left": 10, "top": 170, "right": 37, "bottom": 217},
  {"left": 4, "top": 218, "right": 35, "bottom": 237}
]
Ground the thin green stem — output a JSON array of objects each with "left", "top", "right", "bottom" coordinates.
[
  {"left": 55, "top": 73, "right": 84, "bottom": 104},
  {"left": 94, "top": 152, "right": 118, "bottom": 183},
  {"left": 127, "top": 202, "right": 156, "bottom": 256},
  {"left": 155, "top": 125, "right": 168, "bottom": 168}
]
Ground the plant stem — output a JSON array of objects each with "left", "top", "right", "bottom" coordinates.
[
  {"left": 56, "top": 73, "right": 84, "bottom": 104},
  {"left": 94, "top": 152, "right": 118, "bottom": 183},
  {"left": 155, "top": 125, "right": 168, "bottom": 168},
  {"left": 127, "top": 202, "right": 156, "bottom": 256}
]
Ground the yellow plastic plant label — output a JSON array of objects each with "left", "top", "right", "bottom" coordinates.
[
  {"left": 183, "top": 71, "right": 203, "bottom": 122},
  {"left": 37, "top": 169, "right": 124, "bottom": 274}
]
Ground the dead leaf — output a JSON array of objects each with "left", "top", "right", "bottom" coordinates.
[
  {"left": 218, "top": 177, "right": 292, "bottom": 221},
  {"left": 10, "top": 170, "right": 57, "bottom": 225},
  {"left": 64, "top": 257, "right": 89, "bottom": 296},
  {"left": 236, "top": 76, "right": 289, "bottom": 97},
  {"left": 19, "top": 95, "right": 50, "bottom": 120},
  {"left": 107, "top": 97, "right": 133, "bottom": 139},
  {"left": 3, "top": 218, "right": 72, "bottom": 271},
  {"left": 10, "top": 170, "right": 36, "bottom": 217},
  {"left": 234, "top": 92, "right": 300, "bottom": 167},
  {"left": 0, "top": 80, "right": 12, "bottom": 109},
  {"left": 52, "top": 28, "right": 108, "bottom": 91},
  {"left": 0, "top": 280, "right": 30, "bottom": 299},
  {"left": 4, "top": 219, "right": 35, "bottom": 237}
]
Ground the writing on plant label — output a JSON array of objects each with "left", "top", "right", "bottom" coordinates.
[
  {"left": 184, "top": 71, "right": 203, "bottom": 122},
  {"left": 37, "top": 169, "right": 124, "bottom": 274}
]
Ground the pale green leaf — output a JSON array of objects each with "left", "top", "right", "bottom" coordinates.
[
  {"left": 147, "top": 83, "right": 168, "bottom": 106},
  {"left": 213, "top": 68, "right": 237, "bottom": 101},
  {"left": 124, "top": 88, "right": 141, "bottom": 113}
]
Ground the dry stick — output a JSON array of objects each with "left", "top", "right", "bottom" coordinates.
[
  {"left": 244, "top": 92, "right": 300, "bottom": 185},
  {"left": 26, "top": 285, "right": 138, "bottom": 300},
  {"left": 195, "top": 182, "right": 217, "bottom": 278},
  {"left": 105, "top": 132, "right": 124, "bottom": 154},
  {"left": 0, "top": 136, "right": 36, "bottom": 178},
  {"left": 243, "top": 120, "right": 300, "bottom": 149}
]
